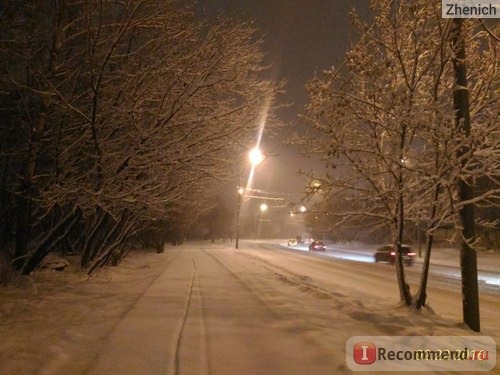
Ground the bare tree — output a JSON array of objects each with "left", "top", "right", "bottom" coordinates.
[
  {"left": 296, "top": 0, "right": 498, "bottom": 318},
  {"left": 0, "top": 0, "right": 281, "bottom": 275}
]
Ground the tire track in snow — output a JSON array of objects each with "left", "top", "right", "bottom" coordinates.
[
  {"left": 107, "top": 248, "right": 183, "bottom": 329},
  {"left": 192, "top": 259, "right": 211, "bottom": 375},
  {"left": 230, "top": 248, "right": 350, "bottom": 300},
  {"left": 169, "top": 253, "right": 210, "bottom": 375},
  {"left": 171, "top": 256, "right": 196, "bottom": 375},
  {"left": 195, "top": 248, "right": 337, "bottom": 375},
  {"left": 200, "top": 249, "right": 281, "bottom": 318},
  {"left": 84, "top": 248, "right": 183, "bottom": 375}
]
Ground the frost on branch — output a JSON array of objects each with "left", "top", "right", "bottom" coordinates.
[
  {"left": 0, "top": 1, "right": 281, "bottom": 275},
  {"left": 294, "top": 1, "right": 498, "bottom": 307}
]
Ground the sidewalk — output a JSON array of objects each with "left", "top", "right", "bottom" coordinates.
[
  {"left": 86, "top": 251, "right": 193, "bottom": 375},
  {"left": 85, "top": 246, "right": 338, "bottom": 375}
]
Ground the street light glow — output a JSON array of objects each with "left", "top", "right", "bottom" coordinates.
[
  {"left": 249, "top": 147, "right": 264, "bottom": 166},
  {"left": 300, "top": 206, "right": 307, "bottom": 213},
  {"left": 236, "top": 146, "right": 265, "bottom": 249},
  {"left": 310, "top": 179, "right": 322, "bottom": 190}
]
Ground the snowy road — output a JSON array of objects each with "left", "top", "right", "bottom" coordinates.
[
  {"left": 1, "top": 241, "right": 498, "bottom": 374},
  {"left": 279, "top": 241, "right": 500, "bottom": 291}
]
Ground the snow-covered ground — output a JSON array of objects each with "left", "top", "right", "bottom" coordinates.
[{"left": 0, "top": 241, "right": 498, "bottom": 374}]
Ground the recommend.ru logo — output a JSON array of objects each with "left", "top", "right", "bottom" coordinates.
[
  {"left": 353, "top": 342, "right": 377, "bottom": 365},
  {"left": 346, "top": 336, "right": 496, "bottom": 372}
]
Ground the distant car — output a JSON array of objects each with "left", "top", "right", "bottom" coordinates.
[
  {"left": 374, "top": 245, "right": 415, "bottom": 266},
  {"left": 309, "top": 241, "right": 326, "bottom": 251},
  {"left": 287, "top": 238, "right": 298, "bottom": 246},
  {"left": 296, "top": 235, "right": 305, "bottom": 244}
]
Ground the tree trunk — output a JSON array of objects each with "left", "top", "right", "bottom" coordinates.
[
  {"left": 86, "top": 215, "right": 121, "bottom": 267},
  {"left": 415, "top": 234, "right": 433, "bottom": 309},
  {"left": 22, "top": 208, "right": 80, "bottom": 275},
  {"left": 85, "top": 210, "right": 130, "bottom": 270},
  {"left": 0, "top": 155, "right": 12, "bottom": 249},
  {"left": 450, "top": 18, "right": 480, "bottom": 332},
  {"left": 395, "top": 193, "right": 412, "bottom": 305},
  {"left": 13, "top": 111, "right": 47, "bottom": 269},
  {"left": 13, "top": 195, "right": 30, "bottom": 269},
  {"left": 87, "top": 215, "right": 134, "bottom": 273},
  {"left": 415, "top": 183, "right": 441, "bottom": 309},
  {"left": 81, "top": 208, "right": 109, "bottom": 268}
]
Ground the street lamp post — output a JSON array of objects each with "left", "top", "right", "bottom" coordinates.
[
  {"left": 255, "top": 202, "right": 268, "bottom": 239},
  {"left": 235, "top": 147, "right": 264, "bottom": 249},
  {"left": 235, "top": 186, "right": 244, "bottom": 249}
]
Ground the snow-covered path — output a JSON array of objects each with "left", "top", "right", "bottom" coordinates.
[
  {"left": 1, "top": 242, "right": 498, "bottom": 374},
  {"left": 88, "top": 246, "right": 341, "bottom": 375}
]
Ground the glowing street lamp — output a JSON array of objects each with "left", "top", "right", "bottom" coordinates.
[
  {"left": 310, "top": 179, "right": 322, "bottom": 191},
  {"left": 300, "top": 205, "right": 307, "bottom": 213},
  {"left": 235, "top": 147, "right": 268, "bottom": 249},
  {"left": 249, "top": 147, "right": 264, "bottom": 166}
]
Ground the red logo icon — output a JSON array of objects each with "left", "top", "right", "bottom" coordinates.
[{"left": 353, "top": 342, "right": 377, "bottom": 364}]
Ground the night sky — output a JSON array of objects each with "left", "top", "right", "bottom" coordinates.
[{"left": 197, "top": 1, "right": 372, "bottom": 197}]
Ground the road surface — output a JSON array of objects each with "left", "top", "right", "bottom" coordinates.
[
  {"left": 280, "top": 241, "right": 500, "bottom": 291},
  {"left": 84, "top": 241, "right": 499, "bottom": 375}
]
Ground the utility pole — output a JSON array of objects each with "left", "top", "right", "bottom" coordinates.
[{"left": 235, "top": 185, "right": 243, "bottom": 249}]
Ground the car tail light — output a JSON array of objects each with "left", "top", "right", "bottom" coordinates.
[
  {"left": 408, "top": 252, "right": 416, "bottom": 256},
  {"left": 390, "top": 251, "right": 396, "bottom": 256}
]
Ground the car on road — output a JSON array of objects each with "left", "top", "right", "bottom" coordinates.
[
  {"left": 287, "top": 238, "right": 298, "bottom": 246},
  {"left": 374, "top": 244, "right": 415, "bottom": 266},
  {"left": 309, "top": 241, "right": 326, "bottom": 252},
  {"left": 295, "top": 235, "right": 305, "bottom": 244}
]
